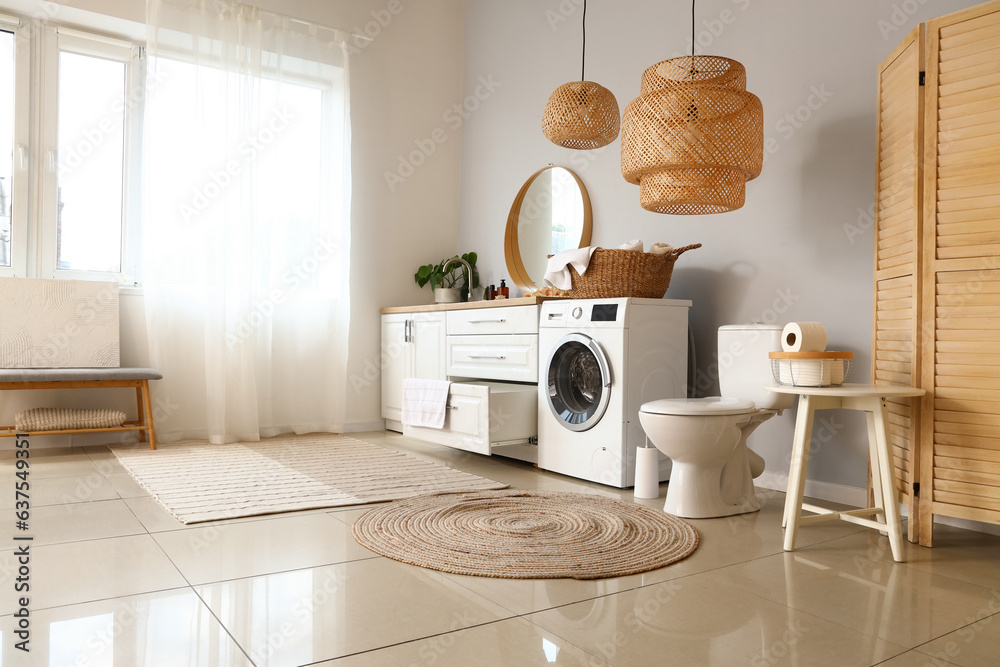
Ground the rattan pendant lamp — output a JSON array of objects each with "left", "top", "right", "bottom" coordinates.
[
  {"left": 542, "top": 0, "right": 620, "bottom": 149},
  {"left": 621, "top": 0, "right": 763, "bottom": 214}
]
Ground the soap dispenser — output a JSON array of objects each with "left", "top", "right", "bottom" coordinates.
[{"left": 499, "top": 279, "right": 509, "bottom": 299}]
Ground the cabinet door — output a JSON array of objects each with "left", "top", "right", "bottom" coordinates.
[
  {"left": 411, "top": 313, "right": 446, "bottom": 381},
  {"left": 380, "top": 314, "right": 408, "bottom": 422}
]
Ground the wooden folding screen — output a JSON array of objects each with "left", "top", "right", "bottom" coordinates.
[
  {"left": 918, "top": 1, "right": 1000, "bottom": 545},
  {"left": 872, "top": 26, "right": 924, "bottom": 542}
]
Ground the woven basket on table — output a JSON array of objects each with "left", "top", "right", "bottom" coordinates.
[{"left": 566, "top": 244, "right": 701, "bottom": 299}]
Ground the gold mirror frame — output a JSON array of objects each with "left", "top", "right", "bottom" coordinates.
[{"left": 504, "top": 166, "right": 593, "bottom": 294}]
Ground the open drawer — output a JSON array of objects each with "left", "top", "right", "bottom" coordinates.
[{"left": 403, "top": 382, "right": 537, "bottom": 461}]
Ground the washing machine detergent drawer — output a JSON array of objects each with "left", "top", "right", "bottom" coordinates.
[{"left": 403, "top": 382, "right": 537, "bottom": 458}]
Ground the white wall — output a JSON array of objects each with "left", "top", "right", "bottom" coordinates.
[
  {"left": 4, "top": 0, "right": 465, "bottom": 444},
  {"left": 457, "top": 0, "right": 980, "bottom": 492}
]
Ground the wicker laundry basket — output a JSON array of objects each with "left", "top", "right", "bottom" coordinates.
[{"left": 566, "top": 244, "right": 701, "bottom": 299}]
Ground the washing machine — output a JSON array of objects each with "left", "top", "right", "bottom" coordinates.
[{"left": 537, "top": 297, "right": 691, "bottom": 488}]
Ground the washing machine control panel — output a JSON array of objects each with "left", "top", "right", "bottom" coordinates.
[{"left": 541, "top": 299, "right": 639, "bottom": 327}]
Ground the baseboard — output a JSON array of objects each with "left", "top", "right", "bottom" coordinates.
[
  {"left": 756, "top": 471, "right": 869, "bottom": 507},
  {"left": 342, "top": 420, "right": 388, "bottom": 434}
]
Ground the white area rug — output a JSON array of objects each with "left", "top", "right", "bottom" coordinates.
[{"left": 110, "top": 434, "right": 507, "bottom": 524}]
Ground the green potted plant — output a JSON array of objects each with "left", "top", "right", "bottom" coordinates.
[{"left": 414, "top": 252, "right": 480, "bottom": 303}]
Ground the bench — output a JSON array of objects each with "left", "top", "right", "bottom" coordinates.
[{"left": 0, "top": 368, "right": 162, "bottom": 450}]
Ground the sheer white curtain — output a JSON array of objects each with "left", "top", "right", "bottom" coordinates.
[{"left": 142, "top": 0, "right": 351, "bottom": 443}]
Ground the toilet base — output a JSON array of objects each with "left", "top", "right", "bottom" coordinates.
[{"left": 664, "top": 461, "right": 760, "bottom": 519}]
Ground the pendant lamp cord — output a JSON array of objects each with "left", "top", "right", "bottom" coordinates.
[
  {"left": 690, "top": 0, "right": 696, "bottom": 78},
  {"left": 581, "top": 0, "right": 587, "bottom": 81},
  {"left": 691, "top": 0, "right": 696, "bottom": 58}
]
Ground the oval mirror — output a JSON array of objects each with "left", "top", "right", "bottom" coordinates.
[{"left": 504, "top": 166, "right": 593, "bottom": 293}]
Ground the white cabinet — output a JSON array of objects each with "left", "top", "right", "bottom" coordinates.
[
  {"left": 381, "top": 300, "right": 543, "bottom": 462},
  {"left": 380, "top": 311, "right": 446, "bottom": 430}
]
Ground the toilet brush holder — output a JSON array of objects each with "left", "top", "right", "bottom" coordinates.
[{"left": 634, "top": 446, "right": 661, "bottom": 499}]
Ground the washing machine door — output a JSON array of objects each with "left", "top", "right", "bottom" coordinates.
[{"left": 545, "top": 332, "right": 612, "bottom": 432}]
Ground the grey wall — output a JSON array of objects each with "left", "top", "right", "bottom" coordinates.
[{"left": 457, "top": 0, "right": 980, "bottom": 492}]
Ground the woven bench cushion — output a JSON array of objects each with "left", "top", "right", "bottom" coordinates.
[
  {"left": 15, "top": 408, "right": 127, "bottom": 431},
  {"left": 0, "top": 368, "right": 162, "bottom": 383}
]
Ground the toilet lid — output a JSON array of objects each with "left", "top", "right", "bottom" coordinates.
[{"left": 640, "top": 397, "right": 756, "bottom": 416}]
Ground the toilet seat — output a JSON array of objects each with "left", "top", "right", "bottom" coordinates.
[{"left": 640, "top": 396, "right": 756, "bottom": 416}]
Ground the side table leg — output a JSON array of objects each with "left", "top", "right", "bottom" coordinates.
[
  {"left": 866, "top": 409, "right": 888, "bottom": 536},
  {"left": 783, "top": 395, "right": 815, "bottom": 552},
  {"left": 872, "top": 396, "right": 904, "bottom": 562}
]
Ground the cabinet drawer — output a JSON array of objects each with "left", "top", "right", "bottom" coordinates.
[
  {"left": 447, "top": 334, "right": 538, "bottom": 383},
  {"left": 403, "top": 382, "right": 537, "bottom": 457},
  {"left": 446, "top": 305, "right": 539, "bottom": 335}
]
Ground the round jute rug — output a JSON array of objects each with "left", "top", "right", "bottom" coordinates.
[{"left": 351, "top": 489, "right": 699, "bottom": 580}]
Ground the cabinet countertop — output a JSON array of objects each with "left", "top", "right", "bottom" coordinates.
[{"left": 380, "top": 296, "right": 564, "bottom": 314}]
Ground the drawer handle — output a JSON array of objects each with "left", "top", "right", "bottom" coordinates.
[
  {"left": 468, "top": 355, "right": 506, "bottom": 360},
  {"left": 468, "top": 318, "right": 507, "bottom": 324}
]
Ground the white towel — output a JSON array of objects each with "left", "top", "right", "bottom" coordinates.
[
  {"left": 650, "top": 242, "right": 674, "bottom": 255},
  {"left": 543, "top": 246, "right": 598, "bottom": 290},
  {"left": 401, "top": 379, "right": 452, "bottom": 429},
  {"left": 618, "top": 239, "right": 644, "bottom": 252}
]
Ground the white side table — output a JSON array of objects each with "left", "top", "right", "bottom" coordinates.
[{"left": 766, "top": 383, "right": 925, "bottom": 562}]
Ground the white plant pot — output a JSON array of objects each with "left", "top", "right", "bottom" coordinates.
[{"left": 434, "top": 287, "right": 462, "bottom": 303}]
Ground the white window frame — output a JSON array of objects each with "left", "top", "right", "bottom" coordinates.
[
  {"left": 0, "top": 13, "right": 31, "bottom": 279},
  {"left": 37, "top": 26, "right": 142, "bottom": 284},
  {"left": 0, "top": 14, "right": 142, "bottom": 284}
]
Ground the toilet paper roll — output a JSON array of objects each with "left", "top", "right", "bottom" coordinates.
[
  {"left": 634, "top": 447, "right": 661, "bottom": 499},
  {"left": 781, "top": 322, "right": 828, "bottom": 353},
  {"left": 780, "top": 359, "right": 830, "bottom": 387}
]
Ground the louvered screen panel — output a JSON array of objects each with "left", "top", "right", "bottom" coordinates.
[
  {"left": 872, "top": 27, "right": 923, "bottom": 532},
  {"left": 920, "top": 1, "right": 1000, "bottom": 543},
  {"left": 875, "top": 34, "right": 921, "bottom": 274},
  {"left": 935, "top": 8, "right": 1000, "bottom": 262},
  {"left": 930, "top": 270, "right": 1000, "bottom": 520},
  {"left": 875, "top": 275, "right": 918, "bottom": 498}
]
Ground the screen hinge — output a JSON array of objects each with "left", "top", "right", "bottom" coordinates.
[
  {"left": 913, "top": 482, "right": 920, "bottom": 497},
  {"left": 919, "top": 71, "right": 925, "bottom": 86}
]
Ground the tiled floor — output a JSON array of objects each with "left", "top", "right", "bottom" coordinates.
[{"left": 3, "top": 431, "right": 1000, "bottom": 666}]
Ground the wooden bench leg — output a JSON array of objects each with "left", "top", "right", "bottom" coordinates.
[
  {"left": 141, "top": 380, "right": 157, "bottom": 450},
  {"left": 135, "top": 387, "right": 147, "bottom": 443}
]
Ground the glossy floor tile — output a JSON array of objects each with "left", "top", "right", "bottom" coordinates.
[
  {"left": 28, "top": 498, "right": 147, "bottom": 546},
  {"left": 528, "top": 576, "right": 908, "bottom": 667},
  {"left": 1, "top": 534, "right": 188, "bottom": 612},
  {"left": 0, "top": 588, "right": 252, "bottom": 666},
  {"left": 153, "top": 512, "right": 376, "bottom": 585},
  {"left": 196, "top": 558, "right": 513, "bottom": 665},
  {"left": 322, "top": 616, "right": 611, "bottom": 666},
  {"left": 2, "top": 430, "right": 1000, "bottom": 666},
  {"left": 0, "top": 471, "right": 119, "bottom": 508},
  {"left": 917, "top": 608, "right": 1000, "bottom": 667}
]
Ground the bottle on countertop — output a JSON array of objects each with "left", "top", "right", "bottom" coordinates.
[
  {"left": 499, "top": 279, "right": 509, "bottom": 299},
  {"left": 486, "top": 284, "right": 496, "bottom": 300}
]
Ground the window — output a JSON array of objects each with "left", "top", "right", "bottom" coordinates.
[
  {"left": 0, "top": 17, "right": 140, "bottom": 283},
  {"left": 56, "top": 50, "right": 127, "bottom": 273},
  {"left": 0, "top": 26, "right": 14, "bottom": 269}
]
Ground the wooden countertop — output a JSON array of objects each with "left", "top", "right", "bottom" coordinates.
[{"left": 380, "top": 296, "right": 565, "bottom": 314}]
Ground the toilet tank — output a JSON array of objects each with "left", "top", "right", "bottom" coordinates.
[{"left": 718, "top": 324, "right": 795, "bottom": 410}]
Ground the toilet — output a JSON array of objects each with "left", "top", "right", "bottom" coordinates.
[{"left": 638, "top": 324, "right": 794, "bottom": 519}]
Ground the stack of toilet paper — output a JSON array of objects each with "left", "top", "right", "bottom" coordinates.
[{"left": 778, "top": 322, "right": 840, "bottom": 386}]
